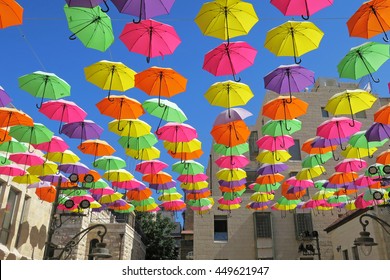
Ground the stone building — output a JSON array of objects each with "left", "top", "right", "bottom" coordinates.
[{"left": 192, "top": 78, "right": 390, "bottom": 260}]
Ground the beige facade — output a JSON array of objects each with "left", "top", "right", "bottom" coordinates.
[{"left": 193, "top": 78, "right": 390, "bottom": 260}]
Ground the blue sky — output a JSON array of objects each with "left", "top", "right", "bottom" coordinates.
[{"left": 1, "top": 1, "right": 390, "bottom": 209}]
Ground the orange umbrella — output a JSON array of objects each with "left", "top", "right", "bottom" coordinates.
[
  {"left": 255, "top": 173, "right": 284, "bottom": 185},
  {"left": 167, "top": 149, "right": 203, "bottom": 161},
  {"left": 334, "top": 188, "right": 357, "bottom": 196},
  {"left": 79, "top": 169, "right": 102, "bottom": 183},
  {"left": 376, "top": 149, "right": 390, "bottom": 164},
  {"left": 301, "top": 137, "right": 337, "bottom": 154},
  {"left": 186, "top": 191, "right": 211, "bottom": 200},
  {"left": 0, "top": 129, "right": 11, "bottom": 143},
  {"left": 96, "top": 95, "right": 145, "bottom": 122},
  {"left": 328, "top": 172, "right": 358, "bottom": 185},
  {"left": 281, "top": 181, "right": 307, "bottom": 199},
  {"left": 126, "top": 188, "right": 153, "bottom": 201},
  {"left": 219, "top": 184, "right": 246, "bottom": 193},
  {"left": 0, "top": 0, "right": 23, "bottom": 29},
  {"left": 211, "top": 120, "right": 250, "bottom": 147},
  {"left": 374, "top": 103, "right": 390, "bottom": 124},
  {"left": 35, "top": 186, "right": 56, "bottom": 203},
  {"left": 262, "top": 95, "right": 308, "bottom": 120},
  {"left": 142, "top": 172, "right": 172, "bottom": 184},
  {"left": 78, "top": 139, "right": 115, "bottom": 163},
  {"left": 135, "top": 66, "right": 187, "bottom": 105},
  {"left": 0, "top": 107, "right": 33, "bottom": 141},
  {"left": 347, "top": 0, "right": 390, "bottom": 42}
]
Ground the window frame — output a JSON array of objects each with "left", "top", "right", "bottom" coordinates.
[
  {"left": 214, "top": 215, "right": 228, "bottom": 242},
  {"left": 254, "top": 212, "right": 272, "bottom": 238}
]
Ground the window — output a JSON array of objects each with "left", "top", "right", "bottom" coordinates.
[
  {"left": 289, "top": 171, "right": 298, "bottom": 178},
  {"left": 15, "top": 196, "right": 31, "bottom": 247},
  {"left": 295, "top": 213, "right": 313, "bottom": 239},
  {"left": 321, "top": 107, "right": 329, "bottom": 118},
  {"left": 288, "top": 139, "right": 301, "bottom": 161},
  {"left": 254, "top": 212, "right": 272, "bottom": 238},
  {"left": 248, "top": 131, "right": 259, "bottom": 161},
  {"left": 352, "top": 246, "right": 359, "bottom": 260},
  {"left": 0, "top": 188, "right": 19, "bottom": 245},
  {"left": 214, "top": 215, "right": 228, "bottom": 241},
  {"left": 245, "top": 170, "right": 257, "bottom": 191},
  {"left": 342, "top": 249, "right": 349, "bottom": 260},
  {"left": 355, "top": 111, "right": 367, "bottom": 118}
]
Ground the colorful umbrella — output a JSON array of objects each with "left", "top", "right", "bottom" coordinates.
[
  {"left": 376, "top": 149, "right": 390, "bottom": 165},
  {"left": 113, "top": 178, "right": 146, "bottom": 190},
  {"left": 27, "top": 161, "right": 58, "bottom": 176},
  {"left": 341, "top": 145, "right": 377, "bottom": 160},
  {"left": 0, "top": 164, "right": 26, "bottom": 177},
  {"left": 126, "top": 146, "right": 160, "bottom": 160},
  {"left": 13, "top": 173, "right": 40, "bottom": 185},
  {"left": 261, "top": 119, "right": 302, "bottom": 136},
  {"left": 213, "top": 107, "right": 252, "bottom": 126},
  {"left": 194, "top": 0, "right": 258, "bottom": 43},
  {"left": 270, "top": 0, "right": 333, "bottom": 20},
  {"left": 0, "top": 0, "right": 23, "bottom": 29},
  {"left": 213, "top": 142, "right": 249, "bottom": 156},
  {"left": 45, "top": 150, "right": 80, "bottom": 165},
  {"left": 256, "top": 150, "right": 292, "bottom": 164},
  {"left": 264, "top": 20, "right": 324, "bottom": 64},
  {"left": 58, "top": 162, "right": 90, "bottom": 174},
  {"left": 32, "top": 135, "right": 69, "bottom": 153},
  {"left": 163, "top": 139, "right": 202, "bottom": 154},
  {"left": 301, "top": 151, "right": 334, "bottom": 168},
  {"left": 112, "top": 0, "right": 175, "bottom": 22},
  {"left": 109, "top": 119, "right": 151, "bottom": 137},
  {"left": 119, "top": 19, "right": 181, "bottom": 62},
  {"left": 365, "top": 122, "right": 390, "bottom": 142},
  {"left": 103, "top": 169, "right": 133, "bottom": 182},
  {"left": 118, "top": 133, "right": 157, "bottom": 150},
  {"left": 78, "top": 139, "right": 115, "bottom": 163},
  {"left": 374, "top": 103, "right": 390, "bottom": 124},
  {"left": 272, "top": 196, "right": 301, "bottom": 211},
  {"left": 347, "top": 0, "right": 390, "bottom": 42},
  {"left": 257, "top": 163, "right": 289, "bottom": 175},
  {"left": 0, "top": 86, "right": 12, "bottom": 107},
  {"left": 0, "top": 138, "right": 27, "bottom": 161},
  {"left": 9, "top": 123, "right": 54, "bottom": 151},
  {"left": 85, "top": 60, "right": 137, "bottom": 100},
  {"left": 215, "top": 155, "right": 249, "bottom": 169},
  {"left": 126, "top": 188, "right": 153, "bottom": 201},
  {"left": 211, "top": 120, "right": 250, "bottom": 147},
  {"left": 18, "top": 71, "right": 71, "bottom": 109},
  {"left": 172, "top": 160, "right": 204, "bottom": 175},
  {"left": 35, "top": 186, "right": 56, "bottom": 203},
  {"left": 61, "top": 120, "right": 103, "bottom": 145},
  {"left": 135, "top": 159, "right": 168, "bottom": 174},
  {"left": 257, "top": 135, "right": 295, "bottom": 151},
  {"left": 262, "top": 96, "right": 308, "bottom": 122},
  {"left": 160, "top": 200, "right": 186, "bottom": 212},
  {"left": 9, "top": 152, "right": 45, "bottom": 169},
  {"left": 0, "top": 108, "right": 33, "bottom": 139},
  {"left": 203, "top": 41, "right": 257, "bottom": 82},
  {"left": 94, "top": 155, "right": 126, "bottom": 170},
  {"left": 65, "top": 0, "right": 109, "bottom": 11},
  {"left": 337, "top": 41, "right": 390, "bottom": 83},
  {"left": 296, "top": 166, "right": 325, "bottom": 180},
  {"left": 177, "top": 174, "right": 208, "bottom": 184},
  {"left": 64, "top": 4, "right": 114, "bottom": 51},
  {"left": 156, "top": 122, "right": 197, "bottom": 142},
  {"left": 349, "top": 130, "right": 388, "bottom": 150},
  {"left": 335, "top": 158, "right": 367, "bottom": 173},
  {"left": 264, "top": 64, "right": 315, "bottom": 102}
]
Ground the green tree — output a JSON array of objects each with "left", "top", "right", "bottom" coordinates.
[{"left": 136, "top": 211, "right": 178, "bottom": 260}]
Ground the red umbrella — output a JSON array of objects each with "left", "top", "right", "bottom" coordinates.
[{"left": 203, "top": 41, "right": 257, "bottom": 82}]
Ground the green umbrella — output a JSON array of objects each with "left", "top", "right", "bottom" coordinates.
[
  {"left": 349, "top": 131, "right": 388, "bottom": 153},
  {"left": 187, "top": 198, "right": 213, "bottom": 207},
  {"left": 0, "top": 138, "right": 28, "bottom": 163},
  {"left": 84, "top": 178, "right": 109, "bottom": 189},
  {"left": 223, "top": 188, "right": 246, "bottom": 200},
  {"left": 9, "top": 123, "right": 54, "bottom": 152},
  {"left": 253, "top": 182, "right": 281, "bottom": 192},
  {"left": 327, "top": 195, "right": 351, "bottom": 205},
  {"left": 142, "top": 98, "right": 188, "bottom": 131},
  {"left": 313, "top": 180, "right": 337, "bottom": 192},
  {"left": 337, "top": 42, "right": 390, "bottom": 83},
  {"left": 132, "top": 197, "right": 156, "bottom": 206},
  {"left": 61, "top": 189, "right": 89, "bottom": 196},
  {"left": 213, "top": 143, "right": 249, "bottom": 156},
  {"left": 18, "top": 71, "right": 71, "bottom": 109},
  {"left": 0, "top": 155, "right": 11, "bottom": 166},
  {"left": 261, "top": 119, "right": 302, "bottom": 137},
  {"left": 172, "top": 160, "right": 204, "bottom": 175},
  {"left": 118, "top": 133, "right": 157, "bottom": 150},
  {"left": 301, "top": 152, "right": 333, "bottom": 168},
  {"left": 94, "top": 155, "right": 126, "bottom": 170},
  {"left": 64, "top": 4, "right": 114, "bottom": 52}
]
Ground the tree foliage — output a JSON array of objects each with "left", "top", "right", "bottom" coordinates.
[{"left": 135, "top": 211, "right": 179, "bottom": 260}]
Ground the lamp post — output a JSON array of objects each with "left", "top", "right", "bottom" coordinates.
[{"left": 298, "top": 230, "right": 322, "bottom": 260}]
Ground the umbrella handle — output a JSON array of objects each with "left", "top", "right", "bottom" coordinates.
[
  {"left": 101, "top": 0, "right": 109, "bottom": 13},
  {"left": 301, "top": 14, "right": 309, "bottom": 20},
  {"left": 0, "top": 157, "right": 7, "bottom": 164},
  {"left": 294, "top": 56, "right": 302, "bottom": 64},
  {"left": 233, "top": 74, "right": 241, "bottom": 82},
  {"left": 331, "top": 149, "right": 339, "bottom": 161},
  {"left": 301, "top": 0, "right": 310, "bottom": 20},
  {"left": 133, "top": 17, "right": 141, "bottom": 24}
]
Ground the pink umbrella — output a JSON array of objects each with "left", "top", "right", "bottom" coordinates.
[
  {"left": 32, "top": 136, "right": 69, "bottom": 153},
  {"left": 39, "top": 99, "right": 87, "bottom": 134},
  {"left": 218, "top": 197, "right": 242, "bottom": 205},
  {"left": 203, "top": 41, "right": 257, "bottom": 82},
  {"left": 135, "top": 160, "right": 168, "bottom": 174},
  {"left": 334, "top": 158, "right": 367, "bottom": 173},
  {"left": 303, "top": 199, "right": 333, "bottom": 209},
  {"left": 70, "top": 194, "right": 95, "bottom": 204},
  {"left": 355, "top": 174, "right": 377, "bottom": 187},
  {"left": 119, "top": 19, "right": 181, "bottom": 63},
  {"left": 271, "top": 0, "right": 334, "bottom": 20},
  {"left": 160, "top": 200, "right": 186, "bottom": 211},
  {"left": 156, "top": 122, "right": 198, "bottom": 142},
  {"left": 89, "top": 186, "right": 115, "bottom": 196},
  {"left": 215, "top": 155, "right": 250, "bottom": 169},
  {"left": 213, "top": 107, "right": 253, "bottom": 126},
  {"left": 285, "top": 176, "right": 314, "bottom": 188},
  {"left": 256, "top": 135, "right": 295, "bottom": 151},
  {"left": 355, "top": 193, "right": 375, "bottom": 209},
  {"left": 0, "top": 164, "right": 26, "bottom": 177},
  {"left": 177, "top": 173, "right": 208, "bottom": 184},
  {"left": 28, "top": 180, "right": 53, "bottom": 189},
  {"left": 112, "top": 178, "right": 147, "bottom": 190},
  {"left": 9, "top": 152, "right": 45, "bottom": 170}
]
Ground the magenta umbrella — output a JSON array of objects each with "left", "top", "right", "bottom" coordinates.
[
  {"left": 61, "top": 120, "right": 103, "bottom": 145},
  {"left": 0, "top": 86, "right": 12, "bottom": 107},
  {"left": 285, "top": 176, "right": 314, "bottom": 188},
  {"left": 213, "top": 107, "right": 252, "bottom": 126},
  {"left": 177, "top": 173, "right": 208, "bottom": 184},
  {"left": 32, "top": 136, "right": 69, "bottom": 153},
  {"left": 355, "top": 174, "right": 377, "bottom": 187},
  {"left": 256, "top": 135, "right": 294, "bottom": 151},
  {"left": 149, "top": 180, "right": 176, "bottom": 191},
  {"left": 218, "top": 197, "right": 242, "bottom": 205},
  {"left": 257, "top": 163, "right": 289, "bottom": 175},
  {"left": 215, "top": 155, "right": 250, "bottom": 169},
  {"left": 156, "top": 122, "right": 197, "bottom": 142},
  {"left": 9, "top": 152, "right": 45, "bottom": 171},
  {"left": 58, "top": 162, "right": 90, "bottom": 174},
  {"left": 203, "top": 41, "right": 257, "bottom": 82},
  {"left": 39, "top": 99, "right": 87, "bottom": 133},
  {"left": 271, "top": 0, "right": 333, "bottom": 20},
  {"left": 334, "top": 158, "right": 367, "bottom": 173},
  {"left": 89, "top": 186, "right": 115, "bottom": 196},
  {"left": 112, "top": 0, "right": 175, "bottom": 23},
  {"left": 135, "top": 159, "right": 168, "bottom": 174},
  {"left": 65, "top": 0, "right": 109, "bottom": 11},
  {"left": 112, "top": 178, "right": 147, "bottom": 190},
  {"left": 0, "top": 164, "right": 26, "bottom": 178},
  {"left": 119, "top": 19, "right": 181, "bottom": 63}
]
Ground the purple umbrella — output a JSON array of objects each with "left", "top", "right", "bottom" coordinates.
[
  {"left": 39, "top": 174, "right": 70, "bottom": 185},
  {"left": 0, "top": 86, "right": 12, "bottom": 107},
  {"left": 213, "top": 107, "right": 253, "bottom": 126},
  {"left": 58, "top": 162, "right": 90, "bottom": 174},
  {"left": 311, "top": 136, "right": 350, "bottom": 161},
  {"left": 182, "top": 187, "right": 210, "bottom": 194},
  {"left": 65, "top": 0, "right": 109, "bottom": 12},
  {"left": 365, "top": 122, "right": 390, "bottom": 142},
  {"left": 112, "top": 0, "right": 175, "bottom": 23},
  {"left": 149, "top": 180, "right": 176, "bottom": 191},
  {"left": 113, "top": 179, "right": 147, "bottom": 190},
  {"left": 218, "top": 178, "right": 247, "bottom": 187},
  {"left": 61, "top": 120, "right": 103, "bottom": 145},
  {"left": 264, "top": 64, "right": 315, "bottom": 103},
  {"left": 257, "top": 163, "right": 289, "bottom": 175}
]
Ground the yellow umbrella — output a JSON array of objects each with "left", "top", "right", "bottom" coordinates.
[
  {"left": 218, "top": 203, "right": 241, "bottom": 211},
  {"left": 89, "top": 201, "right": 102, "bottom": 209},
  {"left": 103, "top": 169, "right": 134, "bottom": 182},
  {"left": 27, "top": 161, "right": 58, "bottom": 176},
  {"left": 250, "top": 192, "right": 274, "bottom": 202},
  {"left": 216, "top": 168, "right": 247, "bottom": 181},
  {"left": 84, "top": 60, "right": 136, "bottom": 100},
  {"left": 340, "top": 145, "right": 378, "bottom": 159},
  {"left": 163, "top": 139, "right": 202, "bottom": 153},
  {"left": 312, "top": 190, "right": 334, "bottom": 200},
  {"left": 264, "top": 21, "right": 324, "bottom": 64},
  {"left": 135, "top": 203, "right": 159, "bottom": 212},
  {"left": 194, "top": 0, "right": 258, "bottom": 42},
  {"left": 204, "top": 80, "right": 253, "bottom": 117},
  {"left": 45, "top": 149, "right": 80, "bottom": 164},
  {"left": 256, "top": 150, "right": 291, "bottom": 164},
  {"left": 108, "top": 118, "right": 151, "bottom": 137},
  {"left": 125, "top": 146, "right": 160, "bottom": 160},
  {"left": 12, "top": 173, "right": 40, "bottom": 185},
  {"left": 181, "top": 181, "right": 208, "bottom": 191},
  {"left": 296, "top": 166, "right": 326, "bottom": 180},
  {"left": 98, "top": 192, "right": 123, "bottom": 204},
  {"left": 324, "top": 89, "right": 377, "bottom": 127},
  {"left": 158, "top": 193, "right": 183, "bottom": 201}
]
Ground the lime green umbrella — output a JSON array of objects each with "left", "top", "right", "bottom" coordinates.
[
  {"left": 349, "top": 130, "right": 388, "bottom": 151},
  {"left": 118, "top": 133, "right": 157, "bottom": 150},
  {"left": 213, "top": 143, "right": 249, "bottom": 156},
  {"left": 253, "top": 182, "right": 280, "bottom": 192},
  {"left": 314, "top": 180, "right": 337, "bottom": 192},
  {"left": 172, "top": 160, "right": 204, "bottom": 175},
  {"left": 272, "top": 196, "right": 301, "bottom": 211},
  {"left": 187, "top": 198, "right": 213, "bottom": 207},
  {"left": 61, "top": 189, "right": 89, "bottom": 196},
  {"left": 0, "top": 155, "right": 11, "bottom": 166},
  {"left": 337, "top": 42, "right": 390, "bottom": 83},
  {"left": 301, "top": 152, "right": 333, "bottom": 168},
  {"left": 327, "top": 195, "right": 351, "bottom": 205},
  {"left": 9, "top": 123, "right": 54, "bottom": 152},
  {"left": 0, "top": 138, "right": 28, "bottom": 161},
  {"left": 84, "top": 178, "right": 109, "bottom": 189},
  {"left": 261, "top": 119, "right": 302, "bottom": 136},
  {"left": 223, "top": 188, "right": 246, "bottom": 200},
  {"left": 18, "top": 71, "right": 71, "bottom": 109},
  {"left": 94, "top": 155, "right": 126, "bottom": 171},
  {"left": 64, "top": 4, "right": 114, "bottom": 52}
]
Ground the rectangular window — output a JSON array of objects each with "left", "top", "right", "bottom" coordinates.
[
  {"left": 355, "top": 111, "right": 367, "bottom": 118},
  {"left": 0, "top": 188, "right": 19, "bottom": 245},
  {"left": 288, "top": 139, "right": 301, "bottom": 161},
  {"left": 254, "top": 212, "right": 272, "bottom": 238},
  {"left": 245, "top": 170, "right": 257, "bottom": 192},
  {"left": 295, "top": 213, "right": 313, "bottom": 239},
  {"left": 342, "top": 249, "right": 349, "bottom": 260},
  {"left": 352, "top": 246, "right": 359, "bottom": 260},
  {"left": 321, "top": 107, "right": 329, "bottom": 118},
  {"left": 289, "top": 171, "right": 298, "bottom": 178},
  {"left": 248, "top": 131, "right": 259, "bottom": 161},
  {"left": 214, "top": 215, "right": 228, "bottom": 241}
]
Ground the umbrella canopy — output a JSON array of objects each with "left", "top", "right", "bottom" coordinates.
[
  {"left": 215, "top": 155, "right": 250, "bottom": 169},
  {"left": 119, "top": 19, "right": 181, "bottom": 62},
  {"left": 126, "top": 146, "right": 160, "bottom": 160},
  {"left": 264, "top": 64, "right": 315, "bottom": 102},
  {"left": 27, "top": 161, "right": 58, "bottom": 176},
  {"left": 0, "top": 164, "right": 26, "bottom": 177},
  {"left": 0, "top": 138, "right": 27, "bottom": 160},
  {"left": 262, "top": 96, "right": 308, "bottom": 121},
  {"left": 264, "top": 20, "right": 324, "bottom": 64},
  {"left": 172, "top": 160, "right": 204, "bottom": 175},
  {"left": 9, "top": 123, "right": 54, "bottom": 150},
  {"left": 213, "top": 107, "right": 252, "bottom": 126},
  {"left": 365, "top": 122, "right": 390, "bottom": 142},
  {"left": 58, "top": 162, "right": 90, "bottom": 174},
  {"left": 211, "top": 120, "right": 250, "bottom": 147},
  {"left": 347, "top": 0, "right": 390, "bottom": 42},
  {"left": 45, "top": 150, "right": 80, "bottom": 164},
  {"left": 0, "top": 108, "right": 33, "bottom": 141},
  {"left": 376, "top": 149, "right": 390, "bottom": 164},
  {"left": 118, "top": 133, "right": 157, "bottom": 150},
  {"left": 85, "top": 60, "right": 137, "bottom": 100},
  {"left": 109, "top": 119, "right": 151, "bottom": 138},
  {"left": 78, "top": 139, "right": 115, "bottom": 163},
  {"left": 61, "top": 120, "right": 103, "bottom": 145},
  {"left": 296, "top": 166, "right": 325, "bottom": 180},
  {"left": 0, "top": 0, "right": 23, "bottom": 29},
  {"left": 13, "top": 173, "right": 40, "bottom": 185},
  {"left": 9, "top": 152, "right": 45, "bottom": 168},
  {"left": 337, "top": 41, "right": 390, "bottom": 83},
  {"left": 270, "top": 0, "right": 333, "bottom": 20},
  {"left": 18, "top": 71, "right": 71, "bottom": 109},
  {"left": 213, "top": 142, "right": 249, "bottom": 156},
  {"left": 256, "top": 150, "right": 292, "bottom": 164},
  {"left": 39, "top": 99, "right": 87, "bottom": 133},
  {"left": 341, "top": 145, "right": 377, "bottom": 159},
  {"left": 35, "top": 186, "right": 56, "bottom": 203},
  {"left": 97, "top": 95, "right": 144, "bottom": 123},
  {"left": 156, "top": 122, "right": 197, "bottom": 142},
  {"left": 194, "top": 0, "right": 258, "bottom": 42},
  {"left": 163, "top": 139, "right": 202, "bottom": 154},
  {"left": 261, "top": 119, "right": 302, "bottom": 136},
  {"left": 94, "top": 155, "right": 126, "bottom": 171},
  {"left": 135, "top": 159, "right": 168, "bottom": 174},
  {"left": 203, "top": 41, "right": 257, "bottom": 82},
  {"left": 64, "top": 4, "right": 114, "bottom": 52},
  {"left": 0, "top": 86, "right": 12, "bottom": 107},
  {"left": 257, "top": 163, "right": 289, "bottom": 175},
  {"left": 32, "top": 135, "right": 69, "bottom": 153},
  {"left": 374, "top": 103, "right": 390, "bottom": 124},
  {"left": 301, "top": 152, "right": 336, "bottom": 168},
  {"left": 349, "top": 130, "right": 388, "bottom": 150},
  {"left": 177, "top": 174, "right": 208, "bottom": 184},
  {"left": 103, "top": 169, "right": 134, "bottom": 182},
  {"left": 335, "top": 158, "right": 368, "bottom": 173},
  {"left": 112, "top": 0, "right": 175, "bottom": 22}
]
